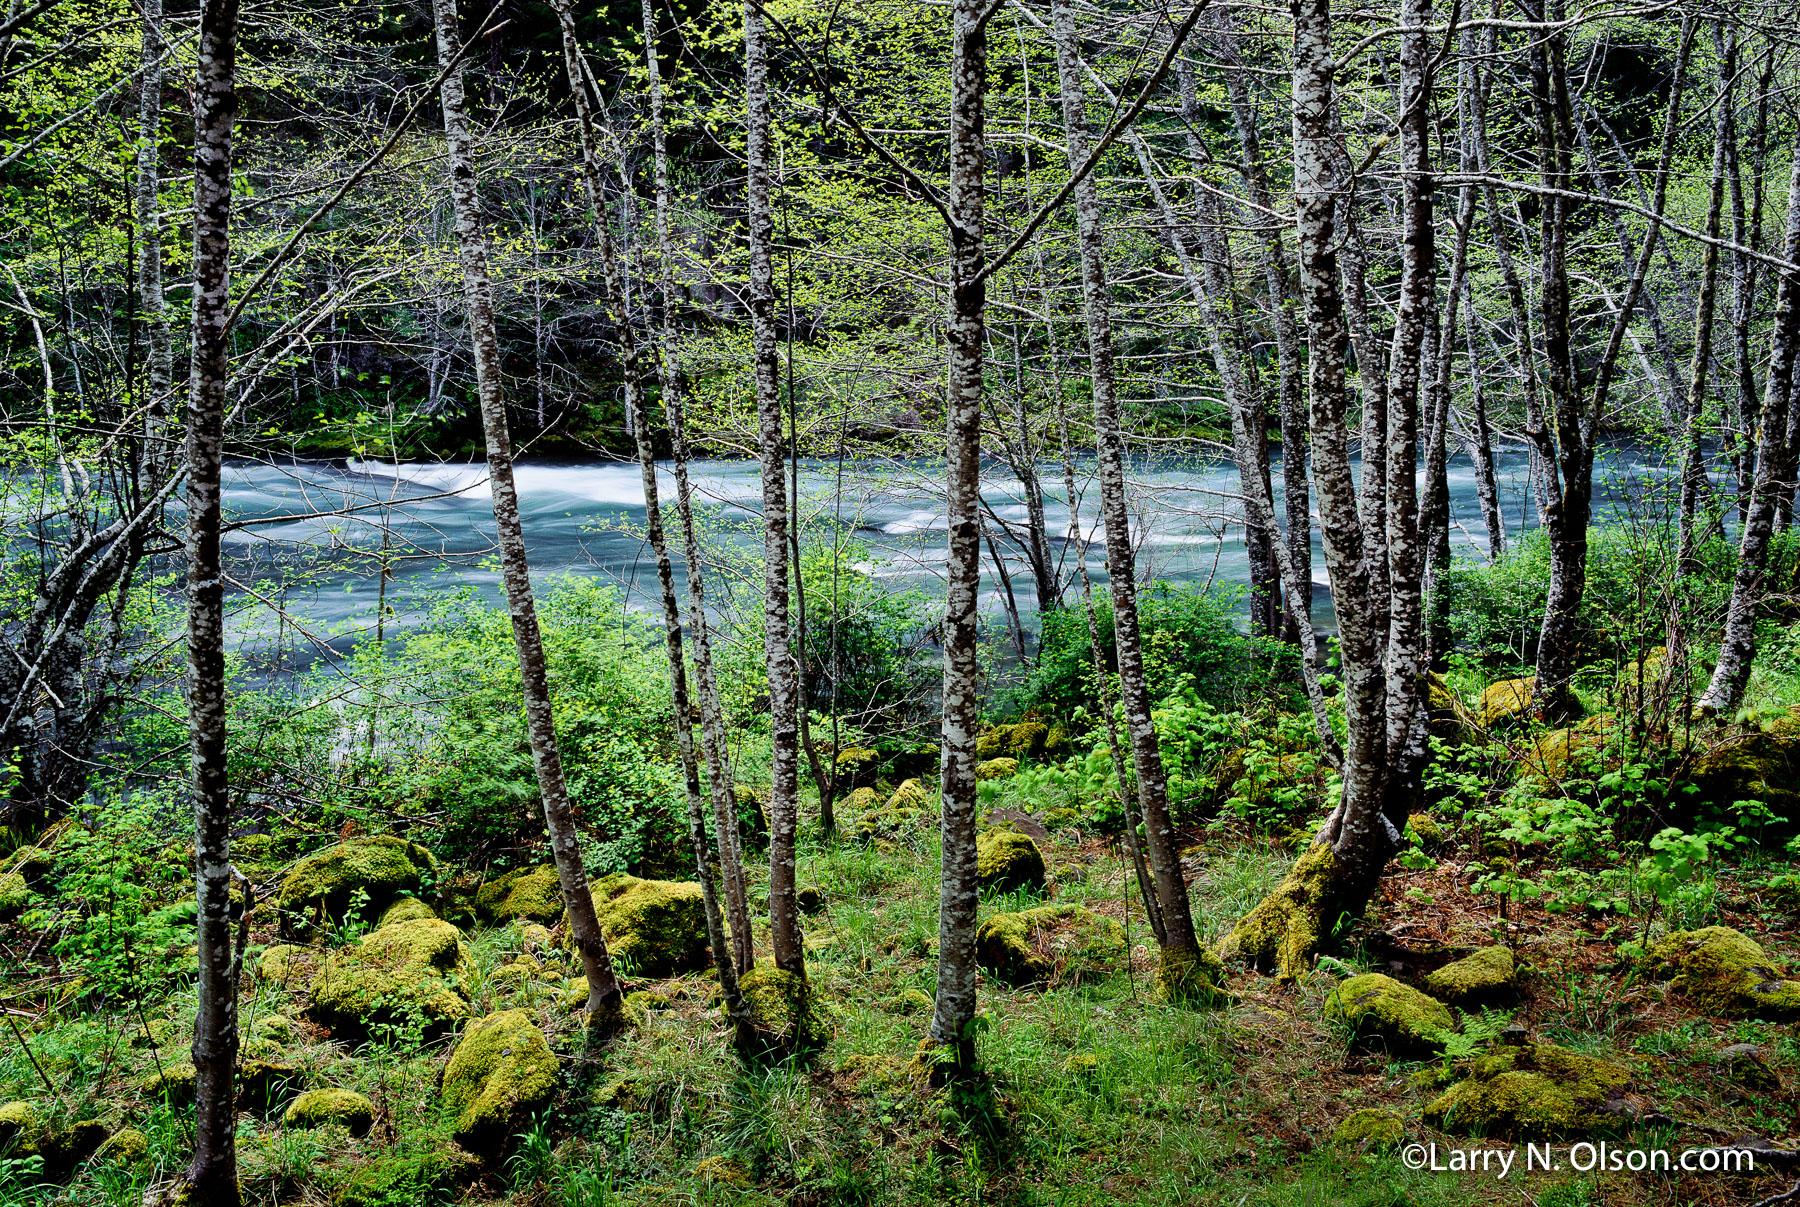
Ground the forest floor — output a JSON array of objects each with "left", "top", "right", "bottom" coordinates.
[{"left": 7, "top": 806, "right": 1800, "bottom": 1207}]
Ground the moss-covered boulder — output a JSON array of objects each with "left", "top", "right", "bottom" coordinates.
[
  {"left": 1427, "top": 673, "right": 1473, "bottom": 742},
  {"left": 975, "top": 829, "right": 1046, "bottom": 894},
  {"left": 336, "top": 1148, "right": 479, "bottom": 1207},
  {"left": 141, "top": 1062, "right": 197, "bottom": 1106},
  {"left": 975, "top": 904, "right": 1124, "bottom": 986},
  {"left": 376, "top": 897, "right": 436, "bottom": 929},
  {"left": 739, "top": 965, "right": 829, "bottom": 1055},
  {"left": 1324, "top": 974, "right": 1453, "bottom": 1057},
  {"left": 5, "top": 846, "right": 52, "bottom": 883},
  {"left": 284, "top": 1087, "right": 375, "bottom": 1136},
  {"left": 1423, "top": 1041, "right": 1637, "bottom": 1138},
  {"left": 1717, "top": 1043, "right": 1780, "bottom": 1090},
  {"left": 833, "top": 746, "right": 881, "bottom": 788},
  {"left": 1423, "top": 946, "right": 1517, "bottom": 1008},
  {"left": 1479, "top": 677, "right": 1535, "bottom": 728},
  {"left": 258, "top": 943, "right": 312, "bottom": 989},
  {"left": 886, "top": 987, "right": 934, "bottom": 1015},
  {"left": 796, "top": 886, "right": 825, "bottom": 915},
  {"left": 1332, "top": 1108, "right": 1406, "bottom": 1152},
  {"left": 1404, "top": 813, "right": 1446, "bottom": 854},
  {"left": 309, "top": 917, "right": 471, "bottom": 1034},
  {"left": 1647, "top": 927, "right": 1800, "bottom": 1020},
  {"left": 855, "top": 779, "right": 936, "bottom": 842},
  {"left": 442, "top": 1009, "right": 558, "bottom": 1155},
  {"left": 103, "top": 1128, "right": 148, "bottom": 1165},
  {"left": 976, "top": 758, "right": 1019, "bottom": 781},
  {"left": 0, "top": 872, "right": 28, "bottom": 921},
  {"left": 1690, "top": 721, "right": 1800, "bottom": 821},
  {"left": 279, "top": 835, "right": 440, "bottom": 935},
  {"left": 576, "top": 874, "right": 709, "bottom": 978},
  {"left": 0, "top": 1101, "right": 41, "bottom": 1155},
  {"left": 475, "top": 865, "right": 564, "bottom": 925}
]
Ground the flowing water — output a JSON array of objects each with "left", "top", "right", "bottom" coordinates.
[{"left": 216, "top": 444, "right": 1657, "bottom": 662}]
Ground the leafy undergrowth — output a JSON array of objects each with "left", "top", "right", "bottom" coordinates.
[{"left": 5, "top": 813, "right": 1800, "bottom": 1207}]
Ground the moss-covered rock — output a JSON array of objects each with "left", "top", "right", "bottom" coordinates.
[
  {"left": 309, "top": 917, "right": 470, "bottom": 1034},
  {"left": 1647, "top": 927, "right": 1800, "bottom": 1020},
  {"left": 133, "top": 1017, "right": 173, "bottom": 1048},
  {"left": 1427, "top": 673, "right": 1473, "bottom": 742},
  {"left": 103, "top": 1128, "right": 148, "bottom": 1165},
  {"left": 1423, "top": 1041, "right": 1636, "bottom": 1138},
  {"left": 833, "top": 747, "right": 881, "bottom": 788},
  {"left": 279, "top": 835, "right": 440, "bottom": 935},
  {"left": 1404, "top": 813, "right": 1445, "bottom": 853},
  {"left": 375, "top": 897, "right": 436, "bottom": 929},
  {"left": 1690, "top": 721, "right": 1800, "bottom": 821},
  {"left": 489, "top": 962, "right": 535, "bottom": 992},
  {"left": 976, "top": 758, "right": 1019, "bottom": 781},
  {"left": 1717, "top": 1043, "right": 1780, "bottom": 1090},
  {"left": 975, "top": 829, "right": 1046, "bottom": 894},
  {"left": 885, "top": 987, "right": 934, "bottom": 1015},
  {"left": 0, "top": 872, "right": 28, "bottom": 920},
  {"left": 6, "top": 846, "right": 52, "bottom": 883},
  {"left": 975, "top": 904, "right": 1124, "bottom": 986},
  {"left": 335, "top": 1148, "right": 479, "bottom": 1207},
  {"left": 0, "top": 1101, "right": 42, "bottom": 1155},
  {"left": 251, "top": 1014, "right": 295, "bottom": 1045},
  {"left": 796, "top": 886, "right": 825, "bottom": 915},
  {"left": 739, "top": 965, "right": 829, "bottom": 1055},
  {"left": 1423, "top": 946, "right": 1517, "bottom": 1008},
  {"left": 856, "top": 779, "right": 936, "bottom": 842},
  {"left": 578, "top": 874, "right": 708, "bottom": 978},
  {"left": 259, "top": 943, "right": 312, "bottom": 988},
  {"left": 284, "top": 1087, "right": 375, "bottom": 1136},
  {"left": 474, "top": 865, "right": 564, "bottom": 925},
  {"left": 238, "top": 1057, "right": 302, "bottom": 1110},
  {"left": 1332, "top": 1107, "right": 1406, "bottom": 1152},
  {"left": 1324, "top": 974, "right": 1453, "bottom": 1057},
  {"left": 141, "top": 1062, "right": 198, "bottom": 1106},
  {"left": 442, "top": 1009, "right": 558, "bottom": 1155},
  {"left": 1479, "top": 677, "right": 1535, "bottom": 728}
]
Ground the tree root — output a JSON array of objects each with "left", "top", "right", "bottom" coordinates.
[{"left": 1214, "top": 842, "right": 1346, "bottom": 981}]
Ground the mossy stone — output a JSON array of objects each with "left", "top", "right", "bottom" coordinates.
[
  {"left": 0, "top": 1101, "right": 41, "bottom": 1155},
  {"left": 1478, "top": 677, "right": 1535, "bottom": 727},
  {"left": 1648, "top": 926, "right": 1800, "bottom": 1020},
  {"left": 1423, "top": 1041, "right": 1635, "bottom": 1138},
  {"left": 1404, "top": 813, "right": 1446, "bottom": 853},
  {"left": 1691, "top": 724, "right": 1800, "bottom": 822},
  {"left": 886, "top": 987, "right": 934, "bottom": 1015},
  {"left": 976, "top": 758, "right": 1019, "bottom": 781},
  {"left": 6, "top": 846, "right": 52, "bottom": 883},
  {"left": 1324, "top": 973, "right": 1453, "bottom": 1057},
  {"left": 1332, "top": 1107, "right": 1406, "bottom": 1152},
  {"left": 975, "top": 904, "right": 1124, "bottom": 986},
  {"left": 335, "top": 1148, "right": 478, "bottom": 1207},
  {"left": 284, "top": 1087, "right": 375, "bottom": 1136},
  {"left": 132, "top": 1017, "right": 173, "bottom": 1048},
  {"left": 888, "top": 778, "right": 931, "bottom": 814},
  {"left": 375, "top": 897, "right": 436, "bottom": 929},
  {"left": 279, "top": 835, "right": 440, "bottom": 936},
  {"left": 251, "top": 1014, "right": 295, "bottom": 1045},
  {"left": 259, "top": 943, "right": 308, "bottom": 987},
  {"left": 1005, "top": 722, "right": 1049, "bottom": 758},
  {"left": 309, "top": 917, "right": 470, "bottom": 1034},
  {"left": 442, "top": 1009, "right": 559, "bottom": 1155},
  {"left": 739, "top": 965, "right": 829, "bottom": 1055},
  {"left": 580, "top": 874, "right": 708, "bottom": 977},
  {"left": 474, "top": 865, "right": 564, "bottom": 925},
  {"left": 44, "top": 1119, "right": 108, "bottom": 1166},
  {"left": 1423, "top": 946, "right": 1517, "bottom": 1008},
  {"left": 141, "top": 1062, "right": 198, "bottom": 1106},
  {"left": 0, "top": 872, "right": 28, "bottom": 920},
  {"left": 833, "top": 747, "right": 881, "bottom": 787},
  {"left": 103, "top": 1128, "right": 148, "bottom": 1165},
  {"left": 796, "top": 886, "right": 825, "bottom": 915},
  {"left": 975, "top": 829, "right": 1046, "bottom": 894},
  {"left": 1717, "top": 1043, "right": 1781, "bottom": 1090},
  {"left": 489, "top": 963, "right": 535, "bottom": 992}
]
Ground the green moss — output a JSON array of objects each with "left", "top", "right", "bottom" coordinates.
[
  {"left": 279, "top": 835, "right": 440, "bottom": 935},
  {"left": 1331, "top": 1108, "right": 1405, "bottom": 1152},
  {"left": 132, "top": 1017, "right": 173, "bottom": 1048},
  {"left": 1423, "top": 946, "right": 1517, "bottom": 1007},
  {"left": 976, "top": 904, "right": 1124, "bottom": 986},
  {"left": 739, "top": 965, "right": 829, "bottom": 1055},
  {"left": 887, "top": 778, "right": 931, "bottom": 814},
  {"left": 1043, "top": 807, "right": 1079, "bottom": 831},
  {"left": 833, "top": 747, "right": 881, "bottom": 787},
  {"left": 285, "top": 1088, "right": 375, "bottom": 1136},
  {"left": 886, "top": 987, "right": 934, "bottom": 1015},
  {"left": 0, "top": 1101, "right": 41, "bottom": 1155},
  {"left": 442, "top": 1009, "right": 558, "bottom": 1155},
  {"left": 580, "top": 874, "right": 708, "bottom": 977},
  {"left": 1323, "top": 974, "right": 1453, "bottom": 1057},
  {"left": 797, "top": 885, "right": 825, "bottom": 915},
  {"left": 474, "top": 865, "right": 564, "bottom": 925},
  {"left": 0, "top": 872, "right": 28, "bottom": 920},
  {"left": 1478, "top": 677, "right": 1535, "bottom": 727},
  {"left": 1423, "top": 1041, "right": 1635, "bottom": 1138},
  {"left": 976, "top": 757, "right": 1019, "bottom": 781},
  {"left": 975, "top": 728, "right": 1009, "bottom": 760},
  {"left": 6, "top": 846, "right": 52, "bottom": 882},
  {"left": 251, "top": 1014, "right": 295, "bottom": 1045},
  {"left": 141, "top": 1062, "right": 197, "bottom": 1106},
  {"left": 975, "top": 829, "right": 1046, "bottom": 894},
  {"left": 1156, "top": 944, "right": 1229, "bottom": 1006},
  {"left": 103, "top": 1128, "right": 148, "bottom": 1165},
  {"left": 259, "top": 944, "right": 309, "bottom": 987},
  {"left": 691, "top": 1156, "right": 751, "bottom": 1187},
  {"left": 856, "top": 779, "right": 936, "bottom": 842},
  {"left": 376, "top": 897, "right": 437, "bottom": 929},
  {"left": 1006, "top": 722, "right": 1049, "bottom": 758},
  {"left": 1215, "top": 841, "right": 1342, "bottom": 980},
  {"left": 1691, "top": 724, "right": 1800, "bottom": 820},
  {"left": 335, "top": 1148, "right": 478, "bottom": 1207},
  {"left": 1403, "top": 814, "right": 1445, "bottom": 853},
  {"left": 1648, "top": 926, "right": 1800, "bottom": 1020},
  {"left": 309, "top": 917, "right": 470, "bottom": 1033},
  {"left": 238, "top": 1057, "right": 301, "bottom": 1110}
]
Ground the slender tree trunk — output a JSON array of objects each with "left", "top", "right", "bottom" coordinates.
[
  {"left": 744, "top": 0, "right": 803, "bottom": 975},
  {"left": 136, "top": 0, "right": 172, "bottom": 464},
  {"left": 183, "top": 0, "right": 243, "bottom": 1195},
  {"left": 549, "top": 0, "right": 752, "bottom": 1046},
  {"left": 1049, "top": 0, "right": 1202, "bottom": 989},
  {"left": 926, "top": 0, "right": 988, "bottom": 1069},
  {"left": 1676, "top": 23, "right": 1734, "bottom": 570},
  {"left": 431, "top": 0, "right": 623, "bottom": 1027},
  {"left": 1699, "top": 130, "right": 1800, "bottom": 716},
  {"left": 1727, "top": 47, "right": 1773, "bottom": 518},
  {"left": 641, "top": 0, "right": 755, "bottom": 974}
]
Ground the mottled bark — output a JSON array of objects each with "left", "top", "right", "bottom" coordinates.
[
  {"left": 1699, "top": 131, "right": 1800, "bottom": 716},
  {"left": 644, "top": 0, "right": 755, "bottom": 974},
  {"left": 1726, "top": 47, "right": 1774, "bottom": 517},
  {"left": 744, "top": 0, "right": 803, "bottom": 976},
  {"left": 182, "top": 0, "right": 242, "bottom": 1196},
  {"left": 1049, "top": 0, "right": 1197, "bottom": 960},
  {"left": 928, "top": 0, "right": 987, "bottom": 1064},
  {"left": 431, "top": 0, "right": 622, "bottom": 1026}
]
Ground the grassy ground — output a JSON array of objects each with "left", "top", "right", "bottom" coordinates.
[{"left": 8, "top": 807, "right": 1800, "bottom": 1207}]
